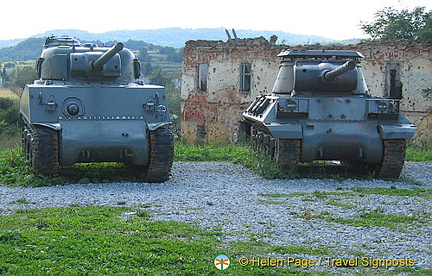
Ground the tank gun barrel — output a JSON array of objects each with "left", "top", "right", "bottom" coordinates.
[
  {"left": 323, "top": 60, "right": 356, "bottom": 82},
  {"left": 91, "top": 42, "right": 124, "bottom": 70}
]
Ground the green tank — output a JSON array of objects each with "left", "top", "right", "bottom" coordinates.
[{"left": 20, "top": 36, "right": 173, "bottom": 182}]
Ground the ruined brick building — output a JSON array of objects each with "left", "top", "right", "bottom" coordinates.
[{"left": 181, "top": 38, "right": 432, "bottom": 147}]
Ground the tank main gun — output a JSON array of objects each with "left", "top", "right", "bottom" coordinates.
[
  {"left": 91, "top": 42, "right": 124, "bottom": 71},
  {"left": 322, "top": 60, "right": 356, "bottom": 82}
]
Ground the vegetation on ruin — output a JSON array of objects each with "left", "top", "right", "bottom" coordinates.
[{"left": 360, "top": 6, "right": 432, "bottom": 42}]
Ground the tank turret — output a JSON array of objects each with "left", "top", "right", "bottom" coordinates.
[
  {"left": 244, "top": 49, "right": 417, "bottom": 178},
  {"left": 91, "top": 42, "right": 124, "bottom": 70},
  {"left": 273, "top": 50, "right": 366, "bottom": 95},
  {"left": 20, "top": 37, "right": 173, "bottom": 182},
  {"left": 37, "top": 37, "right": 140, "bottom": 82},
  {"left": 322, "top": 60, "right": 356, "bottom": 82}
]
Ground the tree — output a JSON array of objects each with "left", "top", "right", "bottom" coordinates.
[
  {"left": 148, "top": 69, "right": 181, "bottom": 135},
  {"left": 138, "top": 48, "right": 152, "bottom": 62},
  {"left": 148, "top": 69, "right": 170, "bottom": 86},
  {"left": 4, "top": 65, "right": 37, "bottom": 97},
  {"left": 417, "top": 11, "right": 432, "bottom": 42},
  {"left": 360, "top": 6, "right": 431, "bottom": 42},
  {"left": 142, "top": 62, "right": 153, "bottom": 76}
]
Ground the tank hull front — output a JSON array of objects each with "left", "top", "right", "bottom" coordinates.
[
  {"left": 20, "top": 83, "right": 171, "bottom": 167},
  {"left": 59, "top": 118, "right": 148, "bottom": 166},
  {"left": 243, "top": 95, "right": 416, "bottom": 164},
  {"left": 299, "top": 120, "right": 383, "bottom": 163}
]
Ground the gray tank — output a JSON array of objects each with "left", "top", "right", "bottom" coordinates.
[
  {"left": 20, "top": 36, "right": 173, "bottom": 182},
  {"left": 243, "top": 49, "right": 417, "bottom": 178}
]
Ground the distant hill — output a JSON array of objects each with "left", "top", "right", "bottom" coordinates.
[
  {"left": 0, "top": 28, "right": 336, "bottom": 62},
  {"left": 1, "top": 28, "right": 334, "bottom": 49},
  {"left": 0, "top": 28, "right": 360, "bottom": 63},
  {"left": 30, "top": 28, "right": 333, "bottom": 48},
  {"left": 0, "top": 38, "right": 46, "bottom": 62},
  {"left": 0, "top": 39, "right": 24, "bottom": 49}
]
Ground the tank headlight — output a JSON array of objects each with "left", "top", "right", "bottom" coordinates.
[
  {"left": 389, "top": 101, "right": 399, "bottom": 113},
  {"left": 67, "top": 103, "right": 79, "bottom": 115},
  {"left": 286, "top": 100, "right": 298, "bottom": 111},
  {"left": 156, "top": 104, "right": 167, "bottom": 117},
  {"left": 377, "top": 101, "right": 388, "bottom": 113}
]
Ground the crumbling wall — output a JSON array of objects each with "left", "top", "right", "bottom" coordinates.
[
  {"left": 181, "top": 38, "right": 283, "bottom": 144},
  {"left": 181, "top": 38, "right": 432, "bottom": 147},
  {"left": 353, "top": 40, "right": 432, "bottom": 147}
]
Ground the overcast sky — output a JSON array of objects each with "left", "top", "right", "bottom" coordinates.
[{"left": 2, "top": 0, "right": 431, "bottom": 41}]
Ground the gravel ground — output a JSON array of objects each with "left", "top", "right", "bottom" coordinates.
[{"left": 1, "top": 161, "right": 431, "bottom": 274}]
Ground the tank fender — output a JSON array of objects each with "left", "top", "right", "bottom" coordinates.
[
  {"left": 32, "top": 123, "right": 61, "bottom": 131},
  {"left": 265, "top": 123, "right": 303, "bottom": 139},
  {"left": 147, "top": 122, "right": 171, "bottom": 131},
  {"left": 378, "top": 124, "right": 417, "bottom": 139}
]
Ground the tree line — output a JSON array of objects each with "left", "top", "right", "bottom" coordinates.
[{"left": 360, "top": 6, "right": 431, "bottom": 42}]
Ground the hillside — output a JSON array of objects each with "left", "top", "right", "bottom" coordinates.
[
  {"left": 0, "top": 28, "right": 344, "bottom": 75},
  {"left": 30, "top": 28, "right": 333, "bottom": 48},
  {"left": 0, "top": 27, "right": 334, "bottom": 51},
  {"left": 0, "top": 37, "right": 182, "bottom": 76}
]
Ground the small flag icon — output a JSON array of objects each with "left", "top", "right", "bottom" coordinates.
[{"left": 214, "top": 254, "right": 230, "bottom": 270}]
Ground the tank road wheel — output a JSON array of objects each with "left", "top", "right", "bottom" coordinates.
[
  {"left": 375, "top": 139, "right": 406, "bottom": 178},
  {"left": 274, "top": 139, "right": 301, "bottom": 173},
  {"left": 144, "top": 127, "right": 174, "bottom": 183},
  {"left": 27, "top": 125, "right": 59, "bottom": 175},
  {"left": 250, "top": 125, "right": 259, "bottom": 151},
  {"left": 251, "top": 124, "right": 275, "bottom": 157}
]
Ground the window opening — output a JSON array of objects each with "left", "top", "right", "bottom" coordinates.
[
  {"left": 198, "top": 63, "right": 208, "bottom": 91},
  {"left": 240, "top": 63, "right": 252, "bottom": 92}
]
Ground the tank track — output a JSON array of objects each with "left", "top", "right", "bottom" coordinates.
[
  {"left": 144, "top": 127, "right": 174, "bottom": 183},
  {"left": 251, "top": 124, "right": 301, "bottom": 172},
  {"left": 375, "top": 139, "right": 406, "bottom": 178},
  {"left": 23, "top": 123, "right": 59, "bottom": 175},
  {"left": 275, "top": 139, "right": 301, "bottom": 172}
]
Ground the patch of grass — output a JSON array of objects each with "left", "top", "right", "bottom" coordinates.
[
  {"left": 228, "top": 240, "right": 332, "bottom": 264},
  {"left": 174, "top": 142, "right": 251, "bottom": 162},
  {"left": 0, "top": 206, "right": 315, "bottom": 275},
  {"left": 2, "top": 141, "right": 431, "bottom": 187},
  {"left": 59, "top": 162, "right": 132, "bottom": 183},
  {"left": 175, "top": 142, "right": 298, "bottom": 180},
  {"left": 0, "top": 143, "right": 295, "bottom": 186},
  {"left": 261, "top": 191, "right": 357, "bottom": 198},
  {"left": 391, "top": 267, "right": 432, "bottom": 275},
  {"left": 261, "top": 188, "right": 432, "bottom": 200},
  {"left": 0, "top": 148, "right": 141, "bottom": 187},
  {"left": 322, "top": 210, "right": 429, "bottom": 230},
  {"left": 0, "top": 147, "right": 63, "bottom": 187},
  {"left": 325, "top": 199, "right": 355, "bottom": 209},
  {"left": 8, "top": 198, "right": 34, "bottom": 205},
  {"left": 406, "top": 145, "right": 432, "bottom": 162},
  {"left": 352, "top": 187, "right": 432, "bottom": 199},
  {"left": 259, "top": 192, "right": 304, "bottom": 198},
  {"left": 0, "top": 88, "right": 19, "bottom": 99},
  {"left": 268, "top": 245, "right": 332, "bottom": 256}
]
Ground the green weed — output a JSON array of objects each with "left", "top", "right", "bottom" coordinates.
[
  {"left": 352, "top": 187, "right": 432, "bottom": 198},
  {"left": 406, "top": 145, "right": 432, "bottom": 162},
  {"left": 261, "top": 188, "right": 432, "bottom": 200},
  {"left": 0, "top": 206, "right": 315, "bottom": 275},
  {"left": 0, "top": 147, "right": 62, "bottom": 187},
  {"left": 175, "top": 142, "right": 298, "bottom": 180},
  {"left": 1, "top": 140, "right": 431, "bottom": 187},
  {"left": 323, "top": 211, "right": 429, "bottom": 230}
]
